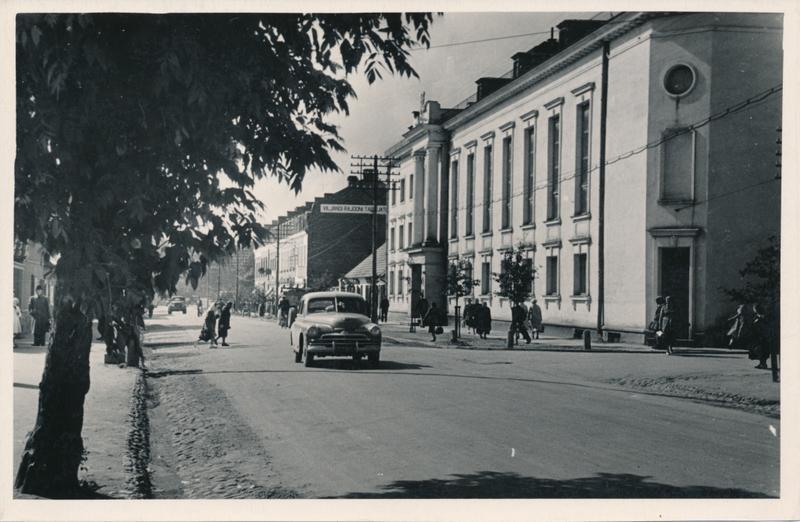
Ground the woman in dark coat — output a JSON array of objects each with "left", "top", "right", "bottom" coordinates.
[
  {"left": 423, "top": 302, "right": 441, "bottom": 341},
  {"left": 218, "top": 302, "right": 233, "bottom": 346},
  {"left": 658, "top": 296, "right": 675, "bottom": 355},
  {"left": 476, "top": 302, "right": 492, "bottom": 339},
  {"left": 196, "top": 303, "right": 219, "bottom": 348}
]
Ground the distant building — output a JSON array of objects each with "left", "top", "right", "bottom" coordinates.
[
  {"left": 13, "top": 240, "right": 56, "bottom": 332},
  {"left": 385, "top": 12, "right": 782, "bottom": 343},
  {"left": 172, "top": 248, "right": 255, "bottom": 308},
  {"left": 254, "top": 173, "right": 387, "bottom": 303},
  {"left": 339, "top": 243, "right": 387, "bottom": 304}
]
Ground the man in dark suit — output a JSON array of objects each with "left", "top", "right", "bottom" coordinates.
[{"left": 28, "top": 285, "right": 50, "bottom": 346}]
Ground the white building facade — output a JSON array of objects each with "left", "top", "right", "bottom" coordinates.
[{"left": 385, "top": 12, "right": 782, "bottom": 343}]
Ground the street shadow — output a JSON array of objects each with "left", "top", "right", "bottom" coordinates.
[
  {"left": 148, "top": 341, "right": 199, "bottom": 349},
  {"left": 335, "top": 471, "right": 773, "bottom": 498},
  {"left": 144, "top": 323, "right": 197, "bottom": 334},
  {"left": 307, "top": 359, "right": 432, "bottom": 371},
  {"left": 145, "top": 368, "right": 204, "bottom": 378},
  {"left": 669, "top": 352, "right": 744, "bottom": 359},
  {"left": 13, "top": 382, "right": 39, "bottom": 390},
  {"left": 12, "top": 344, "right": 49, "bottom": 354}
]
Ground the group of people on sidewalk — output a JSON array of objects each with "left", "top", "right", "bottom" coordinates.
[
  {"left": 12, "top": 286, "right": 52, "bottom": 348},
  {"left": 727, "top": 302, "right": 776, "bottom": 369},
  {"left": 196, "top": 300, "right": 233, "bottom": 348}
]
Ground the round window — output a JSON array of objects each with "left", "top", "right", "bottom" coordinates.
[{"left": 663, "top": 64, "right": 696, "bottom": 97}]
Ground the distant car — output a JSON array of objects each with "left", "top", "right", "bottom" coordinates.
[
  {"left": 167, "top": 297, "right": 187, "bottom": 315},
  {"left": 290, "top": 291, "right": 381, "bottom": 367}
]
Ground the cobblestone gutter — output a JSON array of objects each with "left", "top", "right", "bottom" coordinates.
[
  {"left": 607, "top": 375, "right": 779, "bottom": 419},
  {"left": 124, "top": 370, "right": 154, "bottom": 499}
]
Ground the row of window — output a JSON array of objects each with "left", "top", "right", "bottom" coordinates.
[
  {"left": 450, "top": 101, "right": 592, "bottom": 239},
  {"left": 390, "top": 175, "right": 413, "bottom": 206},
  {"left": 389, "top": 221, "right": 414, "bottom": 251},
  {"left": 387, "top": 251, "right": 589, "bottom": 299}
]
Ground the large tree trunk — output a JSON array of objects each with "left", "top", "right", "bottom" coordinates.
[{"left": 15, "top": 280, "right": 93, "bottom": 497}]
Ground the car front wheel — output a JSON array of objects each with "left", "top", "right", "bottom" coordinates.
[
  {"left": 294, "top": 345, "right": 302, "bottom": 363},
  {"left": 304, "top": 351, "right": 314, "bottom": 367},
  {"left": 368, "top": 352, "right": 380, "bottom": 368}
]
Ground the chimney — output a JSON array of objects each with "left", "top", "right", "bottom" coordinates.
[
  {"left": 512, "top": 37, "right": 560, "bottom": 78},
  {"left": 476, "top": 77, "right": 512, "bottom": 101},
  {"left": 557, "top": 19, "right": 606, "bottom": 49},
  {"left": 347, "top": 175, "right": 359, "bottom": 186}
]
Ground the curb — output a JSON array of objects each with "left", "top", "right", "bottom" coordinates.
[{"left": 124, "top": 369, "right": 153, "bottom": 499}]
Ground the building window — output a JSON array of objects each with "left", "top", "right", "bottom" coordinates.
[
  {"left": 573, "top": 253, "right": 588, "bottom": 295},
  {"left": 398, "top": 225, "right": 404, "bottom": 249},
  {"left": 481, "top": 260, "right": 492, "bottom": 295},
  {"left": 482, "top": 144, "right": 493, "bottom": 233},
  {"left": 409, "top": 174, "right": 414, "bottom": 199},
  {"left": 407, "top": 222, "right": 413, "bottom": 246},
  {"left": 390, "top": 227, "right": 395, "bottom": 251},
  {"left": 389, "top": 270, "right": 394, "bottom": 295},
  {"left": 501, "top": 136, "right": 513, "bottom": 229},
  {"left": 547, "top": 114, "right": 560, "bottom": 221},
  {"left": 400, "top": 178, "right": 405, "bottom": 202},
  {"left": 522, "top": 257, "right": 534, "bottom": 295},
  {"left": 661, "top": 129, "right": 695, "bottom": 202},
  {"left": 391, "top": 183, "right": 397, "bottom": 205},
  {"left": 464, "top": 260, "right": 474, "bottom": 295},
  {"left": 575, "top": 102, "right": 590, "bottom": 216},
  {"left": 398, "top": 271, "right": 404, "bottom": 295},
  {"left": 450, "top": 159, "right": 459, "bottom": 238},
  {"left": 546, "top": 254, "right": 559, "bottom": 296},
  {"left": 466, "top": 153, "right": 475, "bottom": 236},
  {"left": 663, "top": 64, "right": 696, "bottom": 97},
  {"left": 523, "top": 127, "right": 535, "bottom": 225}
]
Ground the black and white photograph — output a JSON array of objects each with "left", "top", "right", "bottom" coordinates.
[{"left": 3, "top": 1, "right": 798, "bottom": 521}]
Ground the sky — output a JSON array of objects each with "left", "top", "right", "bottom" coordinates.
[{"left": 251, "top": 11, "right": 604, "bottom": 223}]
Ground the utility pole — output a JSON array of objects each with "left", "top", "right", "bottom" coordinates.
[
  {"left": 274, "top": 220, "right": 281, "bottom": 317},
  {"left": 351, "top": 155, "right": 400, "bottom": 323},
  {"left": 235, "top": 249, "right": 239, "bottom": 310}
]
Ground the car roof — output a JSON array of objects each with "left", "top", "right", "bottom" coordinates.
[
  {"left": 302, "top": 291, "right": 364, "bottom": 301},
  {"left": 170, "top": 296, "right": 185, "bottom": 300}
]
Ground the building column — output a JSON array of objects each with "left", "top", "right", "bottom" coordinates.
[
  {"left": 425, "top": 144, "right": 441, "bottom": 244},
  {"left": 413, "top": 149, "right": 426, "bottom": 246}
]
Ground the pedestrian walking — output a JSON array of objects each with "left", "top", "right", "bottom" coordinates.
[
  {"left": 27, "top": 286, "right": 50, "bottom": 346},
  {"left": 476, "top": 302, "right": 492, "bottom": 339},
  {"left": 379, "top": 296, "right": 390, "bottom": 323},
  {"left": 196, "top": 303, "right": 220, "bottom": 348},
  {"left": 278, "top": 295, "right": 290, "bottom": 328},
  {"left": 197, "top": 299, "right": 204, "bottom": 317},
  {"left": 657, "top": 296, "right": 675, "bottom": 355},
  {"left": 258, "top": 301, "right": 266, "bottom": 317},
  {"left": 13, "top": 297, "right": 22, "bottom": 341},
  {"left": 423, "top": 302, "right": 442, "bottom": 341},
  {"left": 511, "top": 302, "right": 531, "bottom": 344},
  {"left": 463, "top": 298, "right": 476, "bottom": 334},
  {"left": 528, "top": 299, "right": 543, "bottom": 340},
  {"left": 218, "top": 301, "right": 232, "bottom": 346},
  {"left": 727, "top": 303, "right": 754, "bottom": 350}
]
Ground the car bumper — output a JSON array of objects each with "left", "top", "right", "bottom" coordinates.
[{"left": 306, "top": 339, "right": 380, "bottom": 356}]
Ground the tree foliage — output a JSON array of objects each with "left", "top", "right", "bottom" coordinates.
[
  {"left": 15, "top": 13, "right": 433, "bottom": 305},
  {"left": 446, "top": 259, "right": 474, "bottom": 298},
  {"left": 723, "top": 236, "right": 779, "bottom": 308},
  {"left": 494, "top": 249, "right": 535, "bottom": 306}
]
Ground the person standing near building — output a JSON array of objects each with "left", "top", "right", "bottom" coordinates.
[
  {"left": 476, "top": 302, "right": 492, "bottom": 340},
  {"left": 511, "top": 302, "right": 531, "bottom": 344},
  {"left": 28, "top": 286, "right": 50, "bottom": 346},
  {"left": 528, "top": 299, "right": 543, "bottom": 340},
  {"left": 416, "top": 294, "right": 429, "bottom": 324},
  {"left": 379, "top": 296, "right": 390, "bottom": 323},
  {"left": 218, "top": 301, "right": 232, "bottom": 347},
  {"left": 463, "top": 298, "right": 476, "bottom": 334},
  {"left": 13, "top": 297, "right": 22, "bottom": 343},
  {"left": 658, "top": 296, "right": 675, "bottom": 355}
]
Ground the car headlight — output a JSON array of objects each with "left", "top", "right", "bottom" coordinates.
[
  {"left": 369, "top": 325, "right": 381, "bottom": 337},
  {"left": 307, "top": 326, "right": 321, "bottom": 339}
]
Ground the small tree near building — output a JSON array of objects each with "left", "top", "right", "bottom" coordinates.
[
  {"left": 446, "top": 259, "right": 474, "bottom": 338},
  {"left": 495, "top": 248, "right": 535, "bottom": 307}
]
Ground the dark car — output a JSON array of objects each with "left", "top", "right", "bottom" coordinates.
[
  {"left": 290, "top": 291, "right": 381, "bottom": 367},
  {"left": 167, "top": 296, "right": 187, "bottom": 314}
]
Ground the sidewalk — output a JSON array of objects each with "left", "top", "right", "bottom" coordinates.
[
  {"left": 13, "top": 334, "right": 140, "bottom": 498},
  {"left": 381, "top": 318, "right": 675, "bottom": 354}
]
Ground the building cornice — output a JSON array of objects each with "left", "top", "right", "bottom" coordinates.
[{"left": 442, "top": 12, "right": 660, "bottom": 132}]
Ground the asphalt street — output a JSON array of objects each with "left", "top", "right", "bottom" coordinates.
[{"left": 143, "top": 309, "right": 779, "bottom": 498}]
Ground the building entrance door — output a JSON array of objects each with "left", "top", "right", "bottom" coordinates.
[
  {"left": 410, "top": 264, "right": 422, "bottom": 317},
  {"left": 659, "top": 247, "right": 691, "bottom": 339}
]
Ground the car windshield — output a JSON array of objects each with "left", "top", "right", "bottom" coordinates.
[
  {"left": 171, "top": 297, "right": 185, "bottom": 302},
  {"left": 305, "top": 296, "right": 368, "bottom": 315}
]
